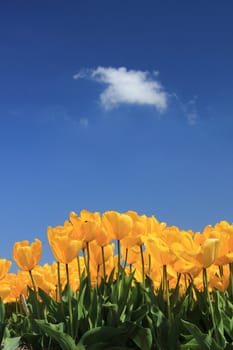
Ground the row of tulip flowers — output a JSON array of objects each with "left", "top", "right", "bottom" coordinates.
[{"left": 0, "top": 210, "right": 233, "bottom": 303}]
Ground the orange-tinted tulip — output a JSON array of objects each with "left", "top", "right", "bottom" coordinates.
[
  {"left": 70, "top": 210, "right": 100, "bottom": 243},
  {"left": 13, "top": 239, "right": 42, "bottom": 271},
  {"left": 0, "top": 281, "right": 11, "bottom": 301},
  {"left": 48, "top": 227, "right": 82, "bottom": 264},
  {"left": 96, "top": 215, "right": 115, "bottom": 247},
  {"left": 89, "top": 241, "right": 114, "bottom": 266},
  {"left": 146, "top": 237, "right": 177, "bottom": 267},
  {"left": 122, "top": 211, "right": 147, "bottom": 248},
  {"left": 5, "top": 271, "right": 30, "bottom": 302},
  {"left": 0, "top": 259, "right": 12, "bottom": 280},
  {"left": 103, "top": 211, "right": 133, "bottom": 241}
]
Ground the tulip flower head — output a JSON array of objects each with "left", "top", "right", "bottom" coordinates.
[
  {"left": 103, "top": 211, "right": 133, "bottom": 241},
  {"left": 0, "top": 259, "right": 12, "bottom": 280},
  {"left": 13, "top": 239, "right": 42, "bottom": 271},
  {"left": 48, "top": 226, "right": 82, "bottom": 264},
  {"left": 199, "top": 238, "right": 220, "bottom": 268}
]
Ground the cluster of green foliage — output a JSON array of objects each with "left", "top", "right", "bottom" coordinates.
[{"left": 1, "top": 268, "right": 233, "bottom": 349}]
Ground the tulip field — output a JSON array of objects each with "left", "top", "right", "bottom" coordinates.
[{"left": 1, "top": 210, "right": 233, "bottom": 349}]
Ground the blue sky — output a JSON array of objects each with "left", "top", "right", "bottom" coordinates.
[{"left": 1, "top": 1, "right": 233, "bottom": 270}]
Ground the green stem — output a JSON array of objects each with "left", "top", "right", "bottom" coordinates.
[
  {"left": 172, "top": 273, "right": 181, "bottom": 308},
  {"left": 65, "top": 263, "right": 73, "bottom": 337},
  {"left": 101, "top": 246, "right": 107, "bottom": 281},
  {"left": 77, "top": 256, "right": 81, "bottom": 282},
  {"left": 140, "top": 245, "right": 145, "bottom": 285},
  {"left": 57, "top": 261, "right": 62, "bottom": 303},
  {"left": 29, "top": 270, "right": 40, "bottom": 318},
  {"left": 97, "top": 264, "right": 100, "bottom": 286},
  {"left": 117, "top": 240, "right": 121, "bottom": 275},
  {"left": 16, "top": 298, "right": 19, "bottom": 314},
  {"left": 57, "top": 262, "right": 65, "bottom": 315},
  {"left": 203, "top": 268, "right": 219, "bottom": 343},
  {"left": 175, "top": 272, "right": 181, "bottom": 292},
  {"left": 65, "top": 262, "right": 70, "bottom": 287},
  {"left": 123, "top": 248, "right": 128, "bottom": 269},
  {"left": 29, "top": 270, "right": 37, "bottom": 295},
  {"left": 148, "top": 254, "right": 151, "bottom": 277},
  {"left": 116, "top": 240, "right": 122, "bottom": 305},
  {"left": 163, "top": 265, "right": 171, "bottom": 322},
  {"left": 229, "top": 263, "right": 233, "bottom": 296},
  {"left": 86, "top": 241, "right": 91, "bottom": 282},
  {"left": 82, "top": 248, "right": 88, "bottom": 276}
]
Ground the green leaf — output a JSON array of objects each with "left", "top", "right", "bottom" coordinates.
[
  {"left": 38, "top": 288, "right": 64, "bottom": 322},
  {"left": 102, "top": 302, "right": 119, "bottom": 327},
  {"left": 131, "top": 303, "right": 148, "bottom": 322},
  {"left": 27, "top": 287, "right": 41, "bottom": 318},
  {"left": 77, "top": 326, "right": 129, "bottom": 349},
  {"left": 0, "top": 323, "right": 6, "bottom": 345},
  {"left": 181, "top": 337, "right": 205, "bottom": 349},
  {"left": 213, "top": 291, "right": 226, "bottom": 348},
  {"left": 222, "top": 311, "right": 233, "bottom": 340},
  {"left": 77, "top": 283, "right": 87, "bottom": 318},
  {"left": 62, "top": 283, "right": 76, "bottom": 304},
  {"left": 181, "top": 319, "right": 212, "bottom": 350},
  {"left": 0, "top": 298, "right": 5, "bottom": 323},
  {"left": 20, "top": 333, "right": 45, "bottom": 350},
  {"left": 150, "top": 305, "right": 171, "bottom": 349},
  {"left": 88, "top": 288, "right": 99, "bottom": 328},
  {"left": 78, "top": 344, "right": 132, "bottom": 350},
  {"left": 117, "top": 271, "right": 135, "bottom": 319},
  {"left": 1, "top": 337, "right": 21, "bottom": 350},
  {"left": 35, "top": 319, "right": 78, "bottom": 350},
  {"left": 0, "top": 299, "right": 6, "bottom": 345},
  {"left": 121, "top": 321, "right": 152, "bottom": 350}
]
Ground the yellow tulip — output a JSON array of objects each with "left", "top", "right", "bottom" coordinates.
[
  {"left": 49, "top": 221, "right": 74, "bottom": 236},
  {"left": 208, "top": 264, "right": 229, "bottom": 292},
  {"left": 173, "top": 258, "right": 202, "bottom": 277},
  {"left": 90, "top": 241, "right": 114, "bottom": 266},
  {"left": 5, "top": 271, "right": 30, "bottom": 302},
  {"left": 146, "top": 215, "right": 167, "bottom": 235},
  {"left": 103, "top": 211, "right": 133, "bottom": 241},
  {"left": 80, "top": 209, "right": 101, "bottom": 223},
  {"left": 95, "top": 215, "right": 115, "bottom": 247},
  {"left": 0, "top": 281, "right": 11, "bottom": 301},
  {"left": 69, "top": 212, "right": 82, "bottom": 238},
  {"left": 121, "top": 235, "right": 145, "bottom": 249},
  {"left": 80, "top": 220, "right": 99, "bottom": 242},
  {"left": 70, "top": 211, "right": 100, "bottom": 243},
  {"left": 33, "top": 264, "right": 57, "bottom": 295},
  {"left": 13, "top": 239, "right": 42, "bottom": 271},
  {"left": 146, "top": 237, "right": 177, "bottom": 267},
  {"left": 0, "top": 259, "right": 12, "bottom": 280},
  {"left": 121, "top": 211, "right": 147, "bottom": 249},
  {"left": 198, "top": 238, "right": 220, "bottom": 268},
  {"left": 210, "top": 221, "right": 233, "bottom": 265},
  {"left": 122, "top": 246, "right": 141, "bottom": 265},
  {"left": 171, "top": 232, "right": 202, "bottom": 276},
  {"left": 48, "top": 227, "right": 82, "bottom": 264}
]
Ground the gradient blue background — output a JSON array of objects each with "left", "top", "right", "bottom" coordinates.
[{"left": 0, "top": 0, "right": 232, "bottom": 271}]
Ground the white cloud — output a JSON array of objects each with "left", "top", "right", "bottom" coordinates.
[{"left": 74, "top": 66, "right": 168, "bottom": 112}]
